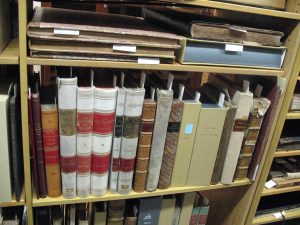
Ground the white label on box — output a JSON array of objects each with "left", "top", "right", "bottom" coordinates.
[
  {"left": 138, "top": 58, "right": 160, "bottom": 65},
  {"left": 264, "top": 180, "right": 276, "bottom": 189},
  {"left": 185, "top": 124, "right": 193, "bottom": 134},
  {"left": 273, "top": 212, "right": 283, "bottom": 219},
  {"left": 54, "top": 29, "right": 80, "bottom": 36},
  {"left": 225, "top": 44, "right": 244, "bottom": 52},
  {"left": 113, "top": 45, "right": 136, "bottom": 53}
]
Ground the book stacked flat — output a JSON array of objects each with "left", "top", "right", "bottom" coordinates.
[{"left": 27, "top": 7, "right": 182, "bottom": 64}]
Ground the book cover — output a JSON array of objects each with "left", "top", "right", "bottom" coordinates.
[
  {"left": 76, "top": 87, "right": 94, "bottom": 197},
  {"left": 118, "top": 88, "right": 145, "bottom": 194},
  {"left": 137, "top": 198, "right": 162, "bottom": 225},
  {"left": 91, "top": 87, "right": 117, "bottom": 196},
  {"left": 57, "top": 77, "right": 78, "bottom": 198}
]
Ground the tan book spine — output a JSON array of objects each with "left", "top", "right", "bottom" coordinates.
[
  {"left": 158, "top": 197, "right": 176, "bottom": 225},
  {"left": 178, "top": 192, "right": 196, "bottom": 225},
  {"left": 133, "top": 99, "right": 156, "bottom": 192}
]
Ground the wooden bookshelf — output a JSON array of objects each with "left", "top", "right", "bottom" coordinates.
[
  {"left": 274, "top": 149, "right": 300, "bottom": 157},
  {"left": 262, "top": 186, "right": 300, "bottom": 196},
  {"left": 252, "top": 207, "right": 300, "bottom": 225},
  {"left": 286, "top": 112, "right": 300, "bottom": 119},
  {"left": 0, "top": 39, "right": 19, "bottom": 65},
  {"left": 32, "top": 179, "right": 251, "bottom": 207},
  {"left": 27, "top": 57, "right": 284, "bottom": 76},
  {"left": 0, "top": 187, "right": 25, "bottom": 207}
]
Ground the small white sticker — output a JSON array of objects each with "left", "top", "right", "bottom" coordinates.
[
  {"left": 264, "top": 180, "right": 276, "bottom": 189},
  {"left": 273, "top": 212, "right": 283, "bottom": 219},
  {"left": 225, "top": 44, "right": 244, "bottom": 52},
  {"left": 138, "top": 58, "right": 160, "bottom": 65},
  {"left": 113, "top": 45, "right": 136, "bottom": 53},
  {"left": 54, "top": 29, "right": 80, "bottom": 36},
  {"left": 185, "top": 124, "right": 193, "bottom": 134}
]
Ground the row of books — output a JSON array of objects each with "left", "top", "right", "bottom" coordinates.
[
  {"left": 35, "top": 192, "right": 209, "bottom": 225},
  {"left": 27, "top": 6, "right": 286, "bottom": 69},
  {"left": 29, "top": 69, "right": 280, "bottom": 199},
  {"left": 0, "top": 206, "right": 26, "bottom": 225}
]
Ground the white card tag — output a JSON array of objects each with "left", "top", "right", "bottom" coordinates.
[
  {"left": 225, "top": 44, "right": 244, "bottom": 52},
  {"left": 273, "top": 212, "right": 283, "bottom": 219},
  {"left": 54, "top": 29, "right": 80, "bottom": 36},
  {"left": 138, "top": 58, "right": 160, "bottom": 65},
  {"left": 264, "top": 180, "right": 276, "bottom": 189},
  {"left": 113, "top": 45, "right": 136, "bottom": 53}
]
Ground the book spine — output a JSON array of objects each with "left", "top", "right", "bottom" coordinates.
[
  {"left": 57, "top": 77, "right": 77, "bottom": 198},
  {"left": 110, "top": 88, "right": 125, "bottom": 193},
  {"left": 133, "top": 100, "right": 156, "bottom": 192},
  {"left": 189, "top": 207, "right": 200, "bottom": 225},
  {"left": 118, "top": 89, "right": 145, "bottom": 194},
  {"left": 32, "top": 93, "right": 47, "bottom": 198},
  {"left": 28, "top": 96, "right": 40, "bottom": 198},
  {"left": 41, "top": 105, "right": 62, "bottom": 197},
  {"left": 91, "top": 88, "right": 117, "bottom": 196},
  {"left": 146, "top": 90, "right": 173, "bottom": 192},
  {"left": 197, "top": 206, "right": 210, "bottom": 225},
  {"left": 158, "top": 100, "right": 184, "bottom": 189},
  {"left": 76, "top": 87, "right": 94, "bottom": 197}
]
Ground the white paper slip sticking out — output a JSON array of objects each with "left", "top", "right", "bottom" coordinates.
[
  {"left": 273, "top": 212, "right": 283, "bottom": 219},
  {"left": 264, "top": 180, "right": 276, "bottom": 189},
  {"left": 54, "top": 29, "right": 80, "bottom": 36},
  {"left": 113, "top": 45, "right": 136, "bottom": 53},
  {"left": 138, "top": 58, "right": 160, "bottom": 65},
  {"left": 225, "top": 44, "right": 244, "bottom": 52}
]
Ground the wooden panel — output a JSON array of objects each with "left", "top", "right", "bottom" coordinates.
[
  {"left": 0, "top": 39, "right": 19, "bottom": 64},
  {"left": 218, "top": 0, "right": 286, "bottom": 9},
  {"left": 262, "top": 186, "right": 300, "bottom": 196},
  {"left": 286, "top": 112, "right": 300, "bottom": 119}
]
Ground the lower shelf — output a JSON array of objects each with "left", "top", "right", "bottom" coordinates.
[
  {"left": 0, "top": 187, "right": 25, "bottom": 207},
  {"left": 274, "top": 149, "right": 300, "bottom": 157},
  {"left": 0, "top": 39, "right": 19, "bottom": 65},
  {"left": 253, "top": 207, "right": 300, "bottom": 225},
  {"left": 262, "top": 185, "right": 300, "bottom": 196},
  {"left": 32, "top": 179, "right": 251, "bottom": 207}
]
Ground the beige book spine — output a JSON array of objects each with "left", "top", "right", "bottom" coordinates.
[
  {"left": 178, "top": 192, "right": 196, "bottom": 225},
  {"left": 158, "top": 198, "right": 176, "bottom": 225}
]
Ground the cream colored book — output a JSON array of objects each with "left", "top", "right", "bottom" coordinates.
[
  {"left": 178, "top": 192, "right": 196, "bottom": 225},
  {"left": 158, "top": 196, "right": 176, "bottom": 225}
]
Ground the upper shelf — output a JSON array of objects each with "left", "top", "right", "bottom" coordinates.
[
  {"left": 32, "top": 179, "right": 251, "bottom": 207},
  {"left": 157, "top": 0, "right": 300, "bottom": 20},
  {"left": 27, "top": 57, "right": 284, "bottom": 76},
  {"left": 0, "top": 39, "right": 19, "bottom": 65}
]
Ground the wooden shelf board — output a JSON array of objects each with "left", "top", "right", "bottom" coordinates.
[
  {"left": 286, "top": 112, "right": 300, "bottom": 119},
  {"left": 32, "top": 179, "right": 251, "bottom": 207},
  {"left": 27, "top": 58, "right": 284, "bottom": 76},
  {"left": 274, "top": 150, "right": 300, "bottom": 157},
  {"left": 253, "top": 208, "right": 300, "bottom": 225},
  {"left": 0, "top": 187, "right": 25, "bottom": 207},
  {"left": 157, "top": 0, "right": 300, "bottom": 20},
  {"left": 262, "top": 185, "right": 300, "bottom": 196},
  {"left": 0, "top": 39, "right": 19, "bottom": 65}
]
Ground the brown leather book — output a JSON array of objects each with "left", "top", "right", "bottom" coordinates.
[
  {"left": 158, "top": 99, "right": 184, "bottom": 189},
  {"left": 40, "top": 86, "right": 62, "bottom": 197},
  {"left": 133, "top": 99, "right": 156, "bottom": 192},
  {"left": 31, "top": 92, "right": 47, "bottom": 198}
]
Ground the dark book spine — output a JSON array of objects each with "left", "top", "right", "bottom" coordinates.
[{"left": 32, "top": 93, "right": 47, "bottom": 198}]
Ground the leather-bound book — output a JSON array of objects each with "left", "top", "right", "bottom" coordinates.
[
  {"left": 146, "top": 89, "right": 173, "bottom": 191},
  {"left": 248, "top": 85, "right": 281, "bottom": 181},
  {"left": 91, "top": 87, "right": 117, "bottom": 196},
  {"left": 133, "top": 89, "right": 156, "bottom": 192},
  {"left": 107, "top": 200, "right": 125, "bottom": 225},
  {"left": 40, "top": 86, "right": 62, "bottom": 197},
  {"left": 32, "top": 92, "right": 48, "bottom": 198},
  {"left": 118, "top": 87, "right": 145, "bottom": 194},
  {"left": 158, "top": 96, "right": 184, "bottom": 189},
  {"left": 9, "top": 83, "right": 24, "bottom": 201},
  {"left": 57, "top": 77, "right": 77, "bottom": 198},
  {"left": 110, "top": 75, "right": 126, "bottom": 194},
  {"left": 76, "top": 87, "right": 94, "bottom": 197},
  {"left": 234, "top": 97, "right": 270, "bottom": 180}
]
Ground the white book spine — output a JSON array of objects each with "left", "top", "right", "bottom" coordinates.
[
  {"left": 146, "top": 90, "right": 173, "bottom": 192},
  {"left": 118, "top": 88, "right": 145, "bottom": 194},
  {"left": 91, "top": 87, "right": 117, "bottom": 196},
  {"left": 76, "top": 87, "right": 94, "bottom": 197},
  {"left": 110, "top": 88, "right": 126, "bottom": 193},
  {"left": 57, "top": 77, "right": 78, "bottom": 198}
]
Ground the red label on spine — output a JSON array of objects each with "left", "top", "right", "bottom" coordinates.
[
  {"left": 61, "top": 156, "right": 76, "bottom": 173},
  {"left": 44, "top": 149, "right": 60, "bottom": 165},
  {"left": 43, "top": 130, "right": 59, "bottom": 148},
  {"left": 93, "top": 112, "right": 115, "bottom": 134},
  {"left": 141, "top": 121, "right": 154, "bottom": 133},
  {"left": 189, "top": 215, "right": 199, "bottom": 225},
  {"left": 91, "top": 153, "right": 111, "bottom": 174},
  {"left": 112, "top": 158, "right": 120, "bottom": 172},
  {"left": 120, "top": 158, "right": 135, "bottom": 172},
  {"left": 77, "top": 112, "right": 93, "bottom": 133},
  {"left": 76, "top": 154, "right": 91, "bottom": 173}
]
